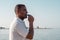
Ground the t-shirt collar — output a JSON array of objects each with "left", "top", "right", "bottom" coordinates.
[{"left": 16, "top": 17, "right": 24, "bottom": 23}]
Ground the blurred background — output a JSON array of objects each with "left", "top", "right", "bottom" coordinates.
[{"left": 0, "top": 0, "right": 60, "bottom": 40}]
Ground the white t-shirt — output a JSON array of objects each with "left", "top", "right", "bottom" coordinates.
[{"left": 9, "top": 17, "right": 32, "bottom": 40}]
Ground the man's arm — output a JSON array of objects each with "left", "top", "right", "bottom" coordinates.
[
  {"left": 26, "top": 22, "right": 34, "bottom": 39},
  {"left": 26, "top": 15, "right": 34, "bottom": 39}
]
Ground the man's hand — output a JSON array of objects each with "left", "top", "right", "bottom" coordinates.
[{"left": 28, "top": 15, "right": 34, "bottom": 23}]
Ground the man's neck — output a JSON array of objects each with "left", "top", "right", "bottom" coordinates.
[
  {"left": 16, "top": 16, "right": 24, "bottom": 20},
  {"left": 18, "top": 17, "right": 24, "bottom": 20}
]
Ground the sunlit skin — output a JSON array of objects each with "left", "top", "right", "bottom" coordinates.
[{"left": 15, "top": 6, "right": 28, "bottom": 20}]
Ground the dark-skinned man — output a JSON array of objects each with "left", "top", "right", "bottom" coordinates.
[{"left": 9, "top": 4, "right": 34, "bottom": 40}]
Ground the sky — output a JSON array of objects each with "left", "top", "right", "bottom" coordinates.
[{"left": 0, "top": 0, "right": 60, "bottom": 28}]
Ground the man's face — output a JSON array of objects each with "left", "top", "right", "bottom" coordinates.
[{"left": 18, "top": 6, "right": 28, "bottom": 19}]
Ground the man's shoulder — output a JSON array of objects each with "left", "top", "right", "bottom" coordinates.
[
  {"left": 10, "top": 18, "right": 18, "bottom": 26},
  {"left": 12, "top": 18, "right": 20, "bottom": 24},
  {"left": 10, "top": 18, "right": 24, "bottom": 28}
]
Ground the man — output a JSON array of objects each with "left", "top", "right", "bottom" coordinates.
[{"left": 9, "top": 4, "right": 34, "bottom": 40}]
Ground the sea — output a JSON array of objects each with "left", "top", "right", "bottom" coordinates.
[{"left": 0, "top": 28, "right": 60, "bottom": 40}]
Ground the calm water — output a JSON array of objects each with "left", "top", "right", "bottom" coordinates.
[{"left": 0, "top": 28, "right": 60, "bottom": 40}]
